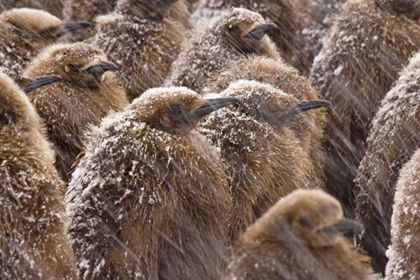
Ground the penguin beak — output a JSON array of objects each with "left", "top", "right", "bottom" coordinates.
[
  {"left": 321, "top": 218, "right": 364, "bottom": 234},
  {"left": 286, "top": 100, "right": 331, "bottom": 118},
  {"left": 83, "top": 62, "right": 118, "bottom": 76},
  {"left": 55, "top": 21, "right": 92, "bottom": 38},
  {"left": 243, "top": 23, "right": 277, "bottom": 40},
  {"left": 23, "top": 75, "right": 62, "bottom": 93},
  {"left": 188, "top": 97, "right": 240, "bottom": 119}
]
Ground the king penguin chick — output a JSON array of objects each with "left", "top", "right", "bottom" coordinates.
[
  {"left": 66, "top": 87, "right": 238, "bottom": 279},
  {"left": 192, "top": 0, "right": 302, "bottom": 73},
  {"left": 309, "top": 0, "right": 420, "bottom": 232},
  {"left": 198, "top": 80, "right": 330, "bottom": 244},
  {"left": 385, "top": 148, "right": 420, "bottom": 280},
  {"left": 0, "top": 8, "right": 90, "bottom": 84},
  {"left": 23, "top": 42, "right": 129, "bottom": 182},
  {"left": 203, "top": 56, "right": 327, "bottom": 188},
  {"left": 164, "top": 8, "right": 280, "bottom": 92},
  {"left": 93, "top": 0, "right": 187, "bottom": 102},
  {"left": 355, "top": 51, "right": 420, "bottom": 276},
  {"left": 0, "top": 72, "right": 78, "bottom": 279},
  {"left": 223, "top": 189, "right": 372, "bottom": 280},
  {"left": 63, "top": 0, "right": 191, "bottom": 42}
]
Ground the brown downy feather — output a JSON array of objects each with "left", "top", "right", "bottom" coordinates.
[
  {"left": 0, "top": 72, "right": 78, "bottom": 279},
  {"left": 203, "top": 56, "right": 327, "bottom": 188},
  {"left": 67, "top": 87, "right": 235, "bottom": 279},
  {"left": 198, "top": 80, "right": 327, "bottom": 244},
  {"left": 0, "top": 0, "right": 63, "bottom": 17},
  {"left": 192, "top": 0, "right": 302, "bottom": 73},
  {"left": 355, "top": 51, "right": 420, "bottom": 276},
  {"left": 0, "top": 8, "right": 90, "bottom": 85},
  {"left": 385, "top": 148, "right": 420, "bottom": 280},
  {"left": 223, "top": 189, "right": 372, "bottom": 280},
  {"left": 309, "top": 0, "right": 420, "bottom": 245},
  {"left": 23, "top": 42, "right": 129, "bottom": 182},
  {"left": 93, "top": 0, "right": 187, "bottom": 101},
  {"left": 164, "top": 7, "right": 280, "bottom": 92}
]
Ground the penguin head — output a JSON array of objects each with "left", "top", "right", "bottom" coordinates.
[
  {"left": 250, "top": 189, "right": 363, "bottom": 248},
  {"left": 24, "top": 42, "right": 118, "bottom": 89},
  {"left": 0, "top": 8, "right": 91, "bottom": 47},
  {"left": 116, "top": 0, "right": 179, "bottom": 19},
  {"left": 219, "top": 80, "right": 330, "bottom": 127},
  {"left": 375, "top": 0, "right": 420, "bottom": 20},
  {"left": 133, "top": 87, "right": 239, "bottom": 135},
  {"left": 216, "top": 8, "right": 277, "bottom": 54}
]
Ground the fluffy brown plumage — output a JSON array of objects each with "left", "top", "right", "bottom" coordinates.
[
  {"left": 0, "top": 8, "right": 90, "bottom": 84},
  {"left": 66, "top": 87, "right": 238, "bottom": 279},
  {"left": 164, "top": 8, "right": 280, "bottom": 92},
  {"left": 23, "top": 42, "right": 129, "bottom": 182},
  {"left": 192, "top": 0, "right": 302, "bottom": 73},
  {"left": 223, "top": 189, "right": 371, "bottom": 280},
  {"left": 355, "top": 51, "right": 420, "bottom": 275},
  {"left": 92, "top": 0, "right": 187, "bottom": 101},
  {"left": 203, "top": 56, "right": 327, "bottom": 188},
  {"left": 0, "top": 72, "right": 78, "bottom": 279},
  {"left": 309, "top": 0, "right": 420, "bottom": 236},
  {"left": 0, "top": 0, "right": 63, "bottom": 17},
  {"left": 385, "top": 148, "right": 420, "bottom": 280},
  {"left": 198, "top": 80, "right": 329, "bottom": 244}
]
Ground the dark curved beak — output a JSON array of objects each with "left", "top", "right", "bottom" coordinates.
[
  {"left": 23, "top": 75, "right": 62, "bottom": 93},
  {"left": 188, "top": 97, "right": 240, "bottom": 119},
  {"left": 83, "top": 62, "right": 118, "bottom": 76},
  {"left": 286, "top": 100, "right": 331, "bottom": 118},
  {"left": 322, "top": 218, "right": 364, "bottom": 234},
  {"left": 243, "top": 23, "right": 277, "bottom": 40},
  {"left": 56, "top": 21, "right": 92, "bottom": 38}
]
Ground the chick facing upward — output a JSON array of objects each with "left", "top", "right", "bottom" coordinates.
[
  {"left": 24, "top": 42, "right": 129, "bottom": 182},
  {"left": 0, "top": 8, "right": 90, "bottom": 83},
  {"left": 164, "top": 8, "right": 280, "bottom": 92},
  {"left": 223, "top": 189, "right": 371, "bottom": 280},
  {"left": 67, "top": 87, "right": 238, "bottom": 279}
]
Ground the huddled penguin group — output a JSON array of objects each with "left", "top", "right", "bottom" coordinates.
[{"left": 2, "top": 0, "right": 420, "bottom": 279}]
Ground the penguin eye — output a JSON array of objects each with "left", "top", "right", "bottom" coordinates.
[
  {"left": 169, "top": 106, "right": 184, "bottom": 118},
  {"left": 299, "top": 217, "right": 316, "bottom": 228}
]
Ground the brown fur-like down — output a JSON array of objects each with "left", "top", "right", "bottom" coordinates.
[
  {"left": 92, "top": 0, "right": 187, "bottom": 101},
  {"left": 0, "top": 72, "right": 78, "bottom": 279},
  {"left": 66, "top": 87, "right": 234, "bottom": 279},
  {"left": 309, "top": 0, "right": 420, "bottom": 229},
  {"left": 0, "top": 8, "right": 89, "bottom": 84},
  {"left": 355, "top": 51, "right": 420, "bottom": 275},
  {"left": 203, "top": 56, "right": 326, "bottom": 189},
  {"left": 63, "top": 0, "right": 191, "bottom": 42},
  {"left": 23, "top": 42, "right": 129, "bottom": 182},
  {"left": 0, "top": 0, "right": 63, "bottom": 17},
  {"left": 164, "top": 8, "right": 281, "bottom": 92},
  {"left": 198, "top": 80, "right": 327, "bottom": 244},
  {"left": 192, "top": 0, "right": 302, "bottom": 73},
  {"left": 223, "top": 189, "right": 372, "bottom": 280},
  {"left": 385, "top": 149, "right": 420, "bottom": 280}
]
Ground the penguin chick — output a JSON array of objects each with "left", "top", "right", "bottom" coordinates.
[
  {"left": 62, "top": 0, "right": 117, "bottom": 42},
  {"left": 309, "top": 0, "right": 420, "bottom": 237},
  {"left": 93, "top": 0, "right": 187, "bottom": 101},
  {"left": 62, "top": 0, "right": 191, "bottom": 42},
  {"left": 0, "top": 8, "right": 90, "bottom": 84},
  {"left": 23, "top": 42, "right": 129, "bottom": 182},
  {"left": 192, "top": 0, "right": 302, "bottom": 73},
  {"left": 223, "top": 189, "right": 371, "bottom": 280},
  {"left": 0, "top": 72, "right": 78, "bottom": 279},
  {"left": 0, "top": 0, "right": 64, "bottom": 18},
  {"left": 198, "top": 80, "right": 330, "bottom": 244},
  {"left": 355, "top": 51, "right": 420, "bottom": 277},
  {"left": 385, "top": 149, "right": 420, "bottom": 280},
  {"left": 203, "top": 56, "right": 327, "bottom": 188},
  {"left": 66, "top": 87, "right": 238, "bottom": 279},
  {"left": 164, "top": 7, "right": 280, "bottom": 92}
]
